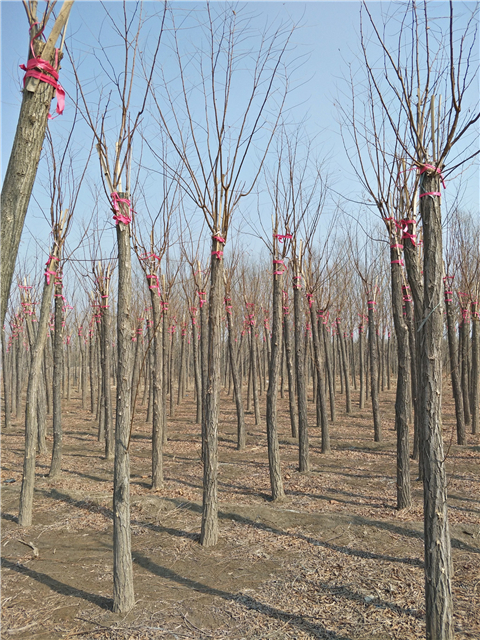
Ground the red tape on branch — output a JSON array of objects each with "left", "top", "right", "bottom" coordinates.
[{"left": 273, "top": 233, "right": 293, "bottom": 243}]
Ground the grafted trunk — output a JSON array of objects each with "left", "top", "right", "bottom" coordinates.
[
  {"left": 266, "top": 266, "right": 285, "bottom": 500},
  {"left": 419, "top": 169, "right": 453, "bottom": 640}
]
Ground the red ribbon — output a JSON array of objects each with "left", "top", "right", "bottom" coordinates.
[{"left": 111, "top": 192, "right": 132, "bottom": 225}]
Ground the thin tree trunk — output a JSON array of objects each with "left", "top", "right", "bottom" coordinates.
[
  {"left": 2, "top": 330, "right": 11, "bottom": 430},
  {"left": 266, "top": 266, "right": 285, "bottom": 500},
  {"left": 226, "top": 300, "right": 245, "bottom": 450},
  {"left": 293, "top": 284, "right": 309, "bottom": 473},
  {"left": 471, "top": 300, "right": 479, "bottom": 435},
  {"left": 337, "top": 318, "right": 351, "bottom": 414},
  {"left": 311, "top": 300, "right": 330, "bottom": 452},
  {"left": 358, "top": 321, "right": 365, "bottom": 409},
  {"left": 112, "top": 197, "right": 135, "bottom": 613},
  {"left": 283, "top": 311, "right": 298, "bottom": 438},
  {"left": 102, "top": 302, "right": 114, "bottom": 460},
  {"left": 49, "top": 275, "right": 64, "bottom": 477},
  {"left": 19, "top": 253, "right": 59, "bottom": 526},
  {"left": 150, "top": 288, "right": 163, "bottom": 490},
  {"left": 389, "top": 244, "right": 411, "bottom": 510},
  {"left": 444, "top": 280, "right": 465, "bottom": 444},
  {"left": 367, "top": 300, "right": 382, "bottom": 442},
  {"left": 200, "top": 243, "right": 223, "bottom": 548}
]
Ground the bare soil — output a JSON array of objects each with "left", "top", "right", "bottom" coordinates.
[{"left": 2, "top": 379, "right": 479, "bottom": 639}]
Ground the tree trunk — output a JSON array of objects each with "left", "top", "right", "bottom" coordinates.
[
  {"left": 226, "top": 301, "right": 245, "bottom": 450},
  {"left": 336, "top": 319, "right": 351, "bottom": 414},
  {"left": 367, "top": 300, "right": 382, "bottom": 442},
  {"left": 293, "top": 284, "right": 309, "bottom": 473},
  {"left": 389, "top": 245, "right": 411, "bottom": 510},
  {"left": 358, "top": 321, "right": 365, "bottom": 409},
  {"left": 49, "top": 275, "right": 64, "bottom": 477},
  {"left": 443, "top": 280, "right": 465, "bottom": 444},
  {"left": 19, "top": 253, "right": 58, "bottom": 526},
  {"left": 419, "top": 169, "right": 453, "bottom": 640},
  {"left": 2, "top": 329, "right": 11, "bottom": 430},
  {"left": 265, "top": 266, "right": 285, "bottom": 500},
  {"left": 112, "top": 198, "right": 135, "bottom": 613},
  {"left": 283, "top": 310, "right": 298, "bottom": 438},
  {"left": 150, "top": 288, "right": 163, "bottom": 490},
  {"left": 460, "top": 314, "right": 471, "bottom": 427},
  {"left": 471, "top": 300, "right": 479, "bottom": 435},
  {"left": 250, "top": 329, "right": 261, "bottom": 425},
  {"left": 200, "top": 242, "right": 223, "bottom": 547},
  {"left": 311, "top": 300, "right": 330, "bottom": 452},
  {"left": 102, "top": 302, "right": 114, "bottom": 460}
]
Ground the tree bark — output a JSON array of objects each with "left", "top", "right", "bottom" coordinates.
[
  {"left": 419, "top": 170, "right": 453, "bottom": 640},
  {"left": 293, "top": 283, "right": 309, "bottom": 473},
  {"left": 112, "top": 198, "right": 135, "bottom": 613},
  {"left": 19, "top": 253, "right": 58, "bottom": 526},
  {"left": 226, "top": 300, "right": 245, "bottom": 450},
  {"left": 389, "top": 245, "right": 411, "bottom": 510},
  {"left": 471, "top": 300, "right": 479, "bottom": 436},
  {"left": 49, "top": 274, "right": 64, "bottom": 477},
  {"left": 311, "top": 300, "right": 330, "bottom": 452},
  {"left": 283, "top": 309, "right": 298, "bottom": 438},
  {"left": 443, "top": 280, "right": 465, "bottom": 444},
  {"left": 266, "top": 266, "right": 285, "bottom": 500},
  {"left": 200, "top": 242, "right": 223, "bottom": 547},
  {"left": 150, "top": 287, "right": 164, "bottom": 490},
  {"left": 336, "top": 318, "right": 351, "bottom": 414},
  {"left": 367, "top": 300, "right": 382, "bottom": 442}
]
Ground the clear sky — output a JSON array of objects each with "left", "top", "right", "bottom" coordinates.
[{"left": 1, "top": 1, "right": 479, "bottom": 296}]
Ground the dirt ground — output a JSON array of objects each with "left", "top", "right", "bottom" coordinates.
[{"left": 2, "top": 377, "right": 479, "bottom": 639}]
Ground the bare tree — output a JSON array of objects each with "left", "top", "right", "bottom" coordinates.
[
  {"left": 148, "top": 3, "right": 292, "bottom": 545},
  {"left": 352, "top": 3, "right": 480, "bottom": 636}
]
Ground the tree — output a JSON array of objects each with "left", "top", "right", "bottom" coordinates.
[
  {"left": 357, "top": 2, "right": 480, "bottom": 636},
  {"left": 149, "top": 3, "right": 292, "bottom": 545}
]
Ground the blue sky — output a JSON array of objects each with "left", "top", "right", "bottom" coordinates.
[{"left": 1, "top": 1, "right": 478, "bottom": 298}]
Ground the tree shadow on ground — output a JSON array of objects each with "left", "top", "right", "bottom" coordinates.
[
  {"left": 1, "top": 557, "right": 112, "bottom": 610},
  {"left": 133, "top": 552, "right": 354, "bottom": 640}
]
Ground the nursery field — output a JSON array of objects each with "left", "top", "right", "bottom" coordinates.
[{"left": 1, "top": 384, "right": 479, "bottom": 640}]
